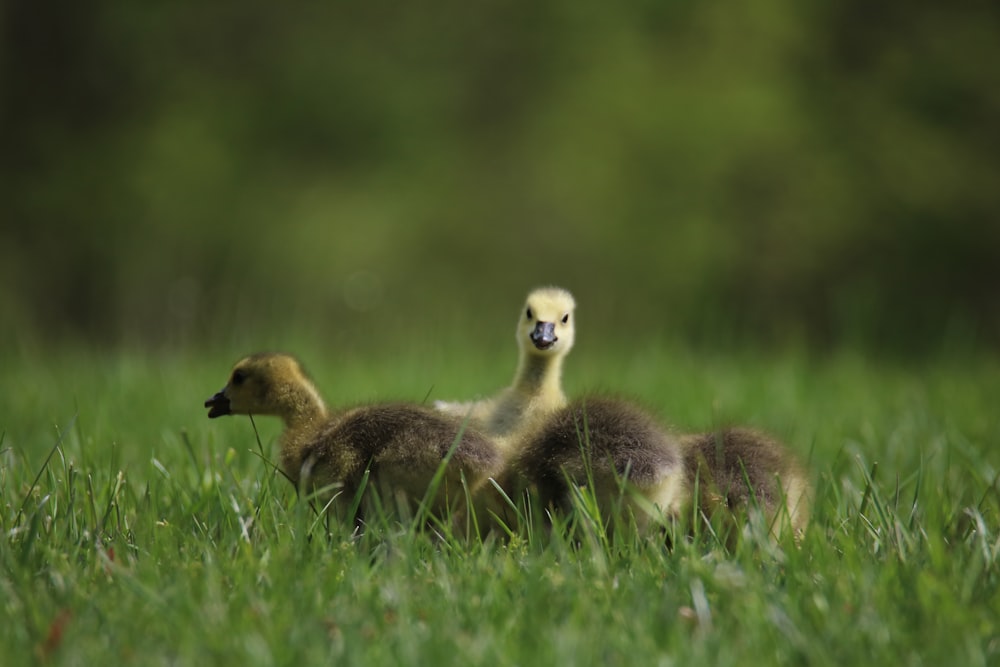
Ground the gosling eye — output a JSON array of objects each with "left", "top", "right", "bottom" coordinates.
[
  {"left": 232, "top": 369, "right": 247, "bottom": 386},
  {"left": 561, "top": 314, "right": 570, "bottom": 324},
  {"left": 526, "top": 308, "right": 533, "bottom": 320}
]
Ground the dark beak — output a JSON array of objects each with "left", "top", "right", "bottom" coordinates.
[
  {"left": 204, "top": 390, "right": 231, "bottom": 418},
  {"left": 530, "top": 321, "right": 558, "bottom": 350}
]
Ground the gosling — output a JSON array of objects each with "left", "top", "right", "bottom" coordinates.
[
  {"left": 509, "top": 396, "right": 687, "bottom": 532},
  {"left": 681, "top": 427, "right": 810, "bottom": 538},
  {"left": 435, "top": 286, "right": 576, "bottom": 450},
  {"left": 204, "top": 352, "right": 502, "bottom": 522}
]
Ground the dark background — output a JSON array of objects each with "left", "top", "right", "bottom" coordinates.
[{"left": 3, "top": 1, "right": 998, "bottom": 354}]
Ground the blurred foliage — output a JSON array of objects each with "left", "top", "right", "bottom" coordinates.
[{"left": 2, "top": 0, "right": 998, "bottom": 353}]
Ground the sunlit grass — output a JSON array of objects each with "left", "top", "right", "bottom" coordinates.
[{"left": 2, "top": 343, "right": 999, "bottom": 665}]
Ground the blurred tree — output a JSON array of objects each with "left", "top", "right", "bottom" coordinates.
[{"left": 2, "top": 0, "right": 997, "bottom": 352}]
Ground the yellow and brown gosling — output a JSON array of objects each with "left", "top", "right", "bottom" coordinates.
[
  {"left": 508, "top": 396, "right": 687, "bottom": 532},
  {"left": 435, "top": 286, "right": 576, "bottom": 451},
  {"left": 204, "top": 352, "right": 502, "bottom": 522},
  {"left": 681, "top": 427, "right": 810, "bottom": 538}
]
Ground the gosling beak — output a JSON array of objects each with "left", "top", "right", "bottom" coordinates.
[
  {"left": 204, "top": 390, "right": 231, "bottom": 418},
  {"left": 530, "top": 321, "right": 558, "bottom": 350}
]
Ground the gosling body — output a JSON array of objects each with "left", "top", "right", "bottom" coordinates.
[
  {"left": 511, "top": 396, "right": 687, "bottom": 530},
  {"left": 204, "top": 353, "right": 501, "bottom": 520},
  {"left": 681, "top": 427, "right": 810, "bottom": 536}
]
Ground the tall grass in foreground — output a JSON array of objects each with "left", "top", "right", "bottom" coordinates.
[{"left": 1, "top": 346, "right": 999, "bottom": 665}]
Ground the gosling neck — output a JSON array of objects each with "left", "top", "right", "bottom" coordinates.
[
  {"left": 275, "top": 378, "right": 329, "bottom": 487},
  {"left": 512, "top": 349, "right": 566, "bottom": 401},
  {"left": 277, "top": 378, "right": 329, "bottom": 431}
]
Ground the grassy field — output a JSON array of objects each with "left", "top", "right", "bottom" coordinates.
[{"left": 1, "top": 339, "right": 998, "bottom": 665}]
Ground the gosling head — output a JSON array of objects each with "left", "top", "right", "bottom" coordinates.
[
  {"left": 518, "top": 287, "right": 576, "bottom": 357},
  {"left": 204, "top": 352, "right": 325, "bottom": 421}
]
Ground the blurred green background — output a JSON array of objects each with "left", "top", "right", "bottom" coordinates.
[{"left": 3, "top": 1, "right": 999, "bottom": 354}]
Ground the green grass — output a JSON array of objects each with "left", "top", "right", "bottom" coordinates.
[{"left": 2, "top": 341, "right": 999, "bottom": 665}]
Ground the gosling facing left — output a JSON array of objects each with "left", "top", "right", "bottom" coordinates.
[{"left": 204, "top": 352, "right": 502, "bottom": 521}]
